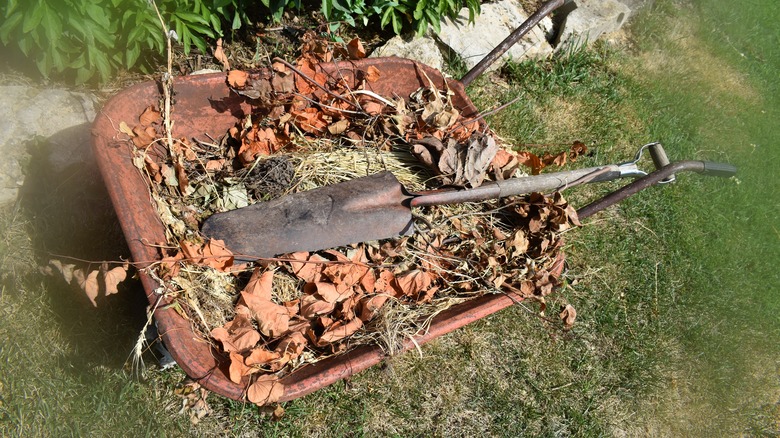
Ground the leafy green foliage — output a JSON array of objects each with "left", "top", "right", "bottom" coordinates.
[
  {"left": 0, "top": 0, "right": 249, "bottom": 84},
  {"left": 0, "top": 0, "right": 479, "bottom": 84},
  {"left": 322, "top": 0, "right": 480, "bottom": 35},
  {"left": 261, "top": 0, "right": 302, "bottom": 23}
]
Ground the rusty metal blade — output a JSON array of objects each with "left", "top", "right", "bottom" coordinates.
[{"left": 201, "top": 171, "right": 413, "bottom": 259}]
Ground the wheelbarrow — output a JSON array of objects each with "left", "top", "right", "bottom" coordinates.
[{"left": 90, "top": 0, "right": 735, "bottom": 403}]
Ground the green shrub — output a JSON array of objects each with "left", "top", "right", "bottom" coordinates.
[
  {"left": 0, "top": 0, "right": 480, "bottom": 84},
  {"left": 0, "top": 0, "right": 249, "bottom": 83},
  {"left": 322, "top": 0, "right": 480, "bottom": 35}
]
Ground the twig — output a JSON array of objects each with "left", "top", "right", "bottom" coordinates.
[
  {"left": 456, "top": 95, "right": 523, "bottom": 128},
  {"left": 148, "top": 0, "right": 175, "bottom": 152},
  {"left": 272, "top": 57, "right": 359, "bottom": 108}
]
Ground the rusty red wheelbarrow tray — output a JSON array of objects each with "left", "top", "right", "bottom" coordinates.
[
  {"left": 92, "top": 0, "right": 574, "bottom": 403},
  {"left": 91, "top": 57, "right": 557, "bottom": 402}
]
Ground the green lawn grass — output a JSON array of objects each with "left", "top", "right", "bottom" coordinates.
[{"left": 1, "top": 1, "right": 778, "bottom": 436}]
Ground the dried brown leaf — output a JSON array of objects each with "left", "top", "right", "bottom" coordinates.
[
  {"left": 392, "top": 270, "right": 432, "bottom": 298},
  {"left": 365, "top": 65, "right": 381, "bottom": 82},
  {"left": 103, "top": 266, "right": 128, "bottom": 296},
  {"left": 244, "top": 347, "right": 281, "bottom": 367},
  {"left": 288, "top": 252, "right": 325, "bottom": 283},
  {"left": 214, "top": 38, "right": 230, "bottom": 70},
  {"left": 304, "top": 281, "right": 349, "bottom": 303},
  {"left": 559, "top": 304, "right": 577, "bottom": 329},
  {"left": 247, "top": 374, "right": 284, "bottom": 405},
  {"left": 83, "top": 269, "right": 100, "bottom": 307},
  {"left": 317, "top": 317, "right": 363, "bottom": 345},
  {"left": 227, "top": 70, "right": 249, "bottom": 88},
  {"left": 228, "top": 351, "right": 253, "bottom": 384},
  {"left": 202, "top": 239, "right": 235, "bottom": 271},
  {"left": 48, "top": 259, "right": 76, "bottom": 284},
  {"left": 211, "top": 319, "right": 261, "bottom": 353},
  {"left": 119, "top": 121, "right": 134, "bottom": 137},
  {"left": 327, "top": 119, "right": 349, "bottom": 135},
  {"left": 275, "top": 332, "right": 307, "bottom": 358},
  {"left": 517, "top": 151, "right": 544, "bottom": 175},
  {"left": 240, "top": 291, "right": 290, "bottom": 337},
  {"left": 139, "top": 106, "right": 161, "bottom": 126},
  {"left": 244, "top": 268, "right": 273, "bottom": 301},
  {"left": 299, "top": 293, "right": 336, "bottom": 318},
  {"left": 358, "top": 294, "right": 389, "bottom": 321},
  {"left": 346, "top": 38, "right": 366, "bottom": 59}
]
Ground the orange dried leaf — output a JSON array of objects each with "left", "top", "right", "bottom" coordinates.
[
  {"left": 392, "top": 270, "right": 432, "bottom": 298},
  {"left": 359, "top": 270, "right": 376, "bottom": 294},
  {"left": 205, "top": 159, "right": 225, "bottom": 172},
  {"left": 365, "top": 65, "right": 381, "bottom": 82},
  {"left": 275, "top": 332, "right": 307, "bottom": 358},
  {"left": 244, "top": 268, "right": 273, "bottom": 301},
  {"left": 139, "top": 106, "right": 161, "bottom": 126},
  {"left": 346, "top": 38, "right": 366, "bottom": 59},
  {"left": 132, "top": 125, "right": 156, "bottom": 149},
  {"left": 299, "top": 293, "right": 336, "bottom": 318},
  {"left": 245, "top": 347, "right": 281, "bottom": 366},
  {"left": 318, "top": 317, "right": 363, "bottom": 345},
  {"left": 228, "top": 351, "right": 253, "bottom": 384},
  {"left": 327, "top": 119, "right": 349, "bottom": 135},
  {"left": 294, "top": 59, "right": 317, "bottom": 94},
  {"left": 569, "top": 140, "right": 588, "bottom": 160},
  {"left": 517, "top": 151, "right": 544, "bottom": 175},
  {"left": 363, "top": 101, "right": 383, "bottom": 116},
  {"left": 247, "top": 374, "right": 284, "bottom": 405},
  {"left": 358, "top": 294, "right": 389, "bottom": 321},
  {"left": 214, "top": 38, "right": 230, "bottom": 70},
  {"left": 227, "top": 70, "right": 249, "bottom": 88},
  {"left": 322, "top": 261, "right": 369, "bottom": 295},
  {"left": 304, "top": 282, "right": 345, "bottom": 303},
  {"left": 272, "top": 61, "right": 287, "bottom": 73},
  {"left": 211, "top": 314, "right": 261, "bottom": 352},
  {"left": 202, "top": 239, "right": 235, "bottom": 271},
  {"left": 288, "top": 252, "right": 325, "bottom": 283},
  {"left": 240, "top": 292, "right": 290, "bottom": 337}
]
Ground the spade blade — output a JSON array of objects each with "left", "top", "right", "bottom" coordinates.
[{"left": 201, "top": 171, "right": 414, "bottom": 259}]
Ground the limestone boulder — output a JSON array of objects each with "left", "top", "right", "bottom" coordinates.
[
  {"left": 556, "top": 0, "right": 632, "bottom": 50},
  {"left": 0, "top": 86, "right": 99, "bottom": 204},
  {"left": 370, "top": 35, "right": 445, "bottom": 72}
]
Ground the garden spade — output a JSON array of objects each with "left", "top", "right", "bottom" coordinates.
[
  {"left": 201, "top": 142, "right": 737, "bottom": 259},
  {"left": 201, "top": 163, "right": 630, "bottom": 259}
]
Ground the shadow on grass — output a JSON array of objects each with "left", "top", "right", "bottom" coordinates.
[{"left": 11, "top": 124, "right": 150, "bottom": 372}]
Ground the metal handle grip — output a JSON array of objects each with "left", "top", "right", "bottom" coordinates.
[
  {"left": 702, "top": 161, "right": 737, "bottom": 178},
  {"left": 648, "top": 143, "right": 675, "bottom": 182},
  {"left": 648, "top": 143, "right": 671, "bottom": 169}
]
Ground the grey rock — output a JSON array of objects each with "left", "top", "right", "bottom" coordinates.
[
  {"left": 0, "top": 86, "right": 99, "bottom": 205},
  {"left": 190, "top": 68, "right": 222, "bottom": 76},
  {"left": 371, "top": 35, "right": 445, "bottom": 73},
  {"left": 437, "top": 0, "right": 554, "bottom": 73},
  {"left": 556, "top": 0, "right": 632, "bottom": 50},
  {"left": 616, "top": 0, "right": 656, "bottom": 20}
]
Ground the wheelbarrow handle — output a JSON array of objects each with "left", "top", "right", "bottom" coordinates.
[
  {"left": 460, "top": 0, "right": 570, "bottom": 87},
  {"left": 577, "top": 160, "right": 737, "bottom": 219}
]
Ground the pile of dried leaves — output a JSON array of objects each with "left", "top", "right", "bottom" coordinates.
[{"left": 125, "top": 32, "right": 583, "bottom": 405}]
